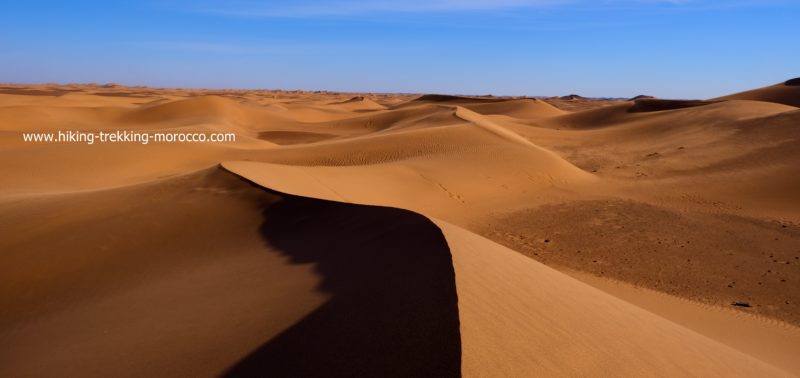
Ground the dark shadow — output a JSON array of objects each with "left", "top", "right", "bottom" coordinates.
[
  {"left": 628, "top": 98, "right": 718, "bottom": 113},
  {"left": 785, "top": 77, "right": 800, "bottom": 86},
  {"left": 330, "top": 96, "right": 367, "bottom": 104},
  {"left": 223, "top": 193, "right": 461, "bottom": 378},
  {"left": 628, "top": 95, "right": 655, "bottom": 101},
  {"left": 558, "top": 94, "right": 586, "bottom": 100},
  {"left": 411, "top": 94, "right": 505, "bottom": 103}
]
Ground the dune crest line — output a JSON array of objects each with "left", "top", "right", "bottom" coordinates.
[{"left": 220, "top": 162, "right": 789, "bottom": 377}]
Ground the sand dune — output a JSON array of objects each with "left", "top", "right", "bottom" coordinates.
[
  {"left": 304, "top": 104, "right": 463, "bottom": 135},
  {"left": 713, "top": 78, "right": 800, "bottom": 107},
  {"left": 120, "top": 95, "right": 301, "bottom": 135},
  {"left": 406, "top": 94, "right": 508, "bottom": 104},
  {"left": 329, "top": 96, "right": 387, "bottom": 111},
  {"left": 0, "top": 169, "right": 460, "bottom": 377},
  {"left": 220, "top": 109, "right": 596, "bottom": 222},
  {"left": 437, "top": 219, "right": 789, "bottom": 376},
  {"left": 461, "top": 98, "right": 566, "bottom": 118},
  {"left": 223, "top": 162, "right": 789, "bottom": 376},
  {"left": 1, "top": 82, "right": 800, "bottom": 376},
  {"left": 543, "top": 98, "right": 796, "bottom": 130},
  {"left": 627, "top": 98, "right": 719, "bottom": 113},
  {"left": 400, "top": 95, "right": 565, "bottom": 119}
]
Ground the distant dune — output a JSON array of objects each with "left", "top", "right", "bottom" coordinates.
[
  {"left": 329, "top": 96, "right": 387, "bottom": 111},
  {"left": 712, "top": 78, "right": 800, "bottom": 107},
  {"left": 1, "top": 81, "right": 799, "bottom": 376},
  {"left": 627, "top": 98, "right": 718, "bottom": 113},
  {"left": 409, "top": 94, "right": 508, "bottom": 103}
]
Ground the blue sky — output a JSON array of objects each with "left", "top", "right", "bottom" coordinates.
[{"left": 1, "top": 0, "right": 797, "bottom": 98}]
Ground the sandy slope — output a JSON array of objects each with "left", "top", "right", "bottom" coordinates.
[
  {"left": 713, "top": 79, "right": 800, "bottom": 107},
  {"left": 0, "top": 169, "right": 326, "bottom": 376},
  {"left": 223, "top": 161, "right": 791, "bottom": 376},
  {"left": 438, "top": 219, "right": 788, "bottom": 376},
  {"left": 1, "top": 82, "right": 799, "bottom": 376},
  {"left": 0, "top": 168, "right": 461, "bottom": 377}
]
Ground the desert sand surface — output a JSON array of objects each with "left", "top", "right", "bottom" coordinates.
[{"left": 1, "top": 80, "right": 800, "bottom": 376}]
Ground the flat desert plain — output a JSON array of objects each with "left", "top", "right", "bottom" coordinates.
[{"left": 1, "top": 80, "right": 800, "bottom": 377}]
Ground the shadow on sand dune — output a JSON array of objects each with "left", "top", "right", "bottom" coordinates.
[
  {"left": 223, "top": 193, "right": 462, "bottom": 377},
  {"left": 627, "top": 99, "right": 718, "bottom": 113}
]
